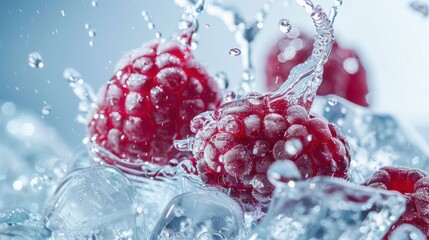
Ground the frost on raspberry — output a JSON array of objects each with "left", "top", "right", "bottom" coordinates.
[
  {"left": 265, "top": 29, "right": 369, "bottom": 107},
  {"left": 365, "top": 167, "right": 429, "bottom": 238},
  {"left": 86, "top": 39, "right": 221, "bottom": 172}
]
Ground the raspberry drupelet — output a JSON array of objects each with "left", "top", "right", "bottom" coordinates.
[
  {"left": 87, "top": 39, "right": 222, "bottom": 171},
  {"left": 365, "top": 167, "right": 429, "bottom": 238}
]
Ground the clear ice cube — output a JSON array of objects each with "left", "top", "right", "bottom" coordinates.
[
  {"left": 390, "top": 224, "right": 426, "bottom": 240},
  {"left": 0, "top": 101, "right": 71, "bottom": 213},
  {"left": 248, "top": 161, "right": 406, "bottom": 240},
  {"left": 0, "top": 208, "right": 50, "bottom": 240},
  {"left": 311, "top": 95, "right": 429, "bottom": 183},
  {"left": 44, "top": 165, "right": 146, "bottom": 239},
  {"left": 150, "top": 190, "right": 244, "bottom": 240}
]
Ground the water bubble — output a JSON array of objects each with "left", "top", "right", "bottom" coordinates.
[
  {"left": 214, "top": 72, "right": 229, "bottom": 90},
  {"left": 228, "top": 48, "right": 241, "bottom": 56},
  {"left": 225, "top": 91, "right": 236, "bottom": 102},
  {"left": 28, "top": 52, "right": 44, "bottom": 68},
  {"left": 41, "top": 105, "right": 51, "bottom": 115},
  {"left": 410, "top": 1, "right": 428, "bottom": 17},
  {"left": 278, "top": 18, "right": 292, "bottom": 33}
]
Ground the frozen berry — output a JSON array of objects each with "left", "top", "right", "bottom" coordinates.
[
  {"left": 265, "top": 30, "right": 369, "bottom": 106},
  {"left": 365, "top": 167, "right": 429, "bottom": 238},
  {"left": 87, "top": 39, "right": 222, "bottom": 172},
  {"left": 189, "top": 94, "right": 351, "bottom": 210}
]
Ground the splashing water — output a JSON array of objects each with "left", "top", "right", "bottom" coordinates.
[
  {"left": 63, "top": 68, "right": 97, "bottom": 124},
  {"left": 175, "top": 0, "right": 205, "bottom": 48},
  {"left": 206, "top": 0, "right": 276, "bottom": 95}
]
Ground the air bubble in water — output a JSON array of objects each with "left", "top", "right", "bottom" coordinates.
[
  {"left": 278, "top": 18, "right": 292, "bottom": 33},
  {"left": 228, "top": 48, "right": 241, "bottom": 56},
  {"left": 41, "top": 105, "right": 51, "bottom": 115},
  {"left": 328, "top": 97, "right": 338, "bottom": 106},
  {"left": 28, "top": 52, "right": 44, "bottom": 68}
]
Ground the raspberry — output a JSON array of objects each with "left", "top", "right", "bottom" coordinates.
[
  {"left": 265, "top": 30, "right": 369, "bottom": 106},
  {"left": 365, "top": 167, "right": 429, "bottom": 238},
  {"left": 190, "top": 94, "right": 351, "bottom": 210},
  {"left": 87, "top": 39, "right": 221, "bottom": 171}
]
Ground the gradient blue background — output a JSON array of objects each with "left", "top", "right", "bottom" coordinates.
[{"left": 1, "top": 0, "right": 428, "bottom": 149}]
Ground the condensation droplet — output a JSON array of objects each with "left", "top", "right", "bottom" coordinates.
[
  {"left": 28, "top": 52, "right": 44, "bottom": 68},
  {"left": 278, "top": 18, "right": 292, "bottom": 33},
  {"left": 228, "top": 48, "right": 241, "bottom": 56},
  {"left": 41, "top": 105, "right": 51, "bottom": 115}
]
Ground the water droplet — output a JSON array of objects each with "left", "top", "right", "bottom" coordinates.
[
  {"left": 278, "top": 18, "right": 292, "bottom": 33},
  {"left": 343, "top": 57, "right": 359, "bottom": 74},
  {"left": 225, "top": 91, "right": 236, "bottom": 102},
  {"left": 228, "top": 48, "right": 241, "bottom": 56},
  {"left": 147, "top": 22, "right": 155, "bottom": 30},
  {"left": 60, "top": 10, "right": 65, "bottom": 17},
  {"left": 155, "top": 32, "right": 162, "bottom": 39},
  {"left": 205, "top": 24, "right": 210, "bottom": 29},
  {"left": 84, "top": 23, "right": 91, "bottom": 30},
  {"left": 214, "top": 72, "right": 229, "bottom": 90},
  {"left": 63, "top": 68, "right": 81, "bottom": 83},
  {"left": 41, "top": 105, "right": 51, "bottom": 115},
  {"left": 91, "top": 0, "right": 98, "bottom": 7},
  {"left": 328, "top": 97, "right": 338, "bottom": 106},
  {"left": 284, "top": 139, "right": 303, "bottom": 156},
  {"left": 88, "top": 29, "right": 96, "bottom": 38},
  {"left": 89, "top": 39, "right": 94, "bottom": 47},
  {"left": 28, "top": 52, "right": 44, "bottom": 68},
  {"left": 141, "top": 10, "right": 149, "bottom": 20}
]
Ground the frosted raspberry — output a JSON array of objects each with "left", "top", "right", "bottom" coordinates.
[
  {"left": 365, "top": 167, "right": 429, "bottom": 238},
  {"left": 190, "top": 95, "right": 351, "bottom": 210},
  {"left": 265, "top": 30, "right": 369, "bottom": 106},
  {"left": 87, "top": 39, "right": 221, "bottom": 171}
]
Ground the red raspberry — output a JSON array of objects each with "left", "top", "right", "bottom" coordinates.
[
  {"left": 87, "top": 39, "right": 221, "bottom": 172},
  {"left": 265, "top": 30, "right": 369, "bottom": 106},
  {"left": 365, "top": 167, "right": 429, "bottom": 238},
  {"left": 190, "top": 95, "right": 351, "bottom": 210}
]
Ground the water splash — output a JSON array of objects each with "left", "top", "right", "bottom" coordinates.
[
  {"left": 206, "top": 0, "right": 275, "bottom": 95},
  {"left": 63, "top": 68, "right": 97, "bottom": 123},
  {"left": 175, "top": 0, "right": 205, "bottom": 48},
  {"left": 268, "top": 0, "right": 336, "bottom": 110},
  {"left": 141, "top": 10, "right": 163, "bottom": 39}
]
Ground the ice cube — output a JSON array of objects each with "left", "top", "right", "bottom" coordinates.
[
  {"left": 248, "top": 161, "right": 406, "bottom": 240},
  {"left": 0, "top": 208, "right": 50, "bottom": 239},
  {"left": 150, "top": 190, "right": 244, "bottom": 239},
  {"left": 390, "top": 224, "right": 426, "bottom": 240},
  {"left": 0, "top": 101, "right": 71, "bottom": 214},
  {"left": 311, "top": 95, "right": 429, "bottom": 183},
  {"left": 44, "top": 165, "right": 146, "bottom": 239}
]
